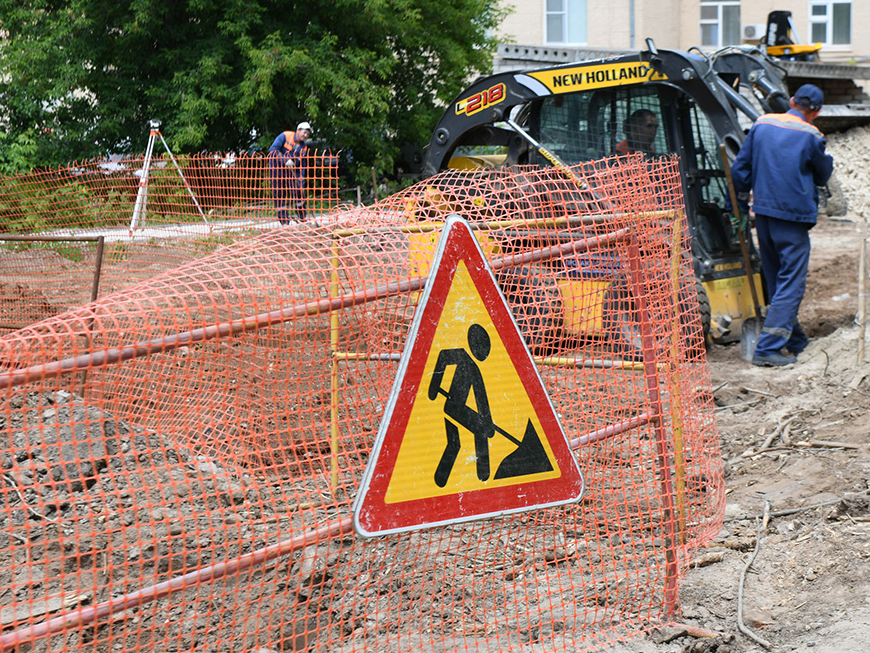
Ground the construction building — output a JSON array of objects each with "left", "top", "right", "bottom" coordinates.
[{"left": 497, "top": 1, "right": 866, "bottom": 64}]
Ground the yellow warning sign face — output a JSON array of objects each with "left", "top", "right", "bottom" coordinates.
[
  {"left": 385, "top": 259, "right": 561, "bottom": 503},
  {"left": 353, "top": 217, "right": 584, "bottom": 537}
]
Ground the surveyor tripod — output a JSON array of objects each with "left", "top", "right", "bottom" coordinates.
[{"left": 129, "top": 119, "right": 209, "bottom": 234}]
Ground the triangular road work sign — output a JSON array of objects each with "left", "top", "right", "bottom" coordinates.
[{"left": 353, "top": 216, "right": 584, "bottom": 537}]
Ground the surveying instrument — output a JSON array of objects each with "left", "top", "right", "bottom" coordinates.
[{"left": 129, "top": 119, "right": 209, "bottom": 234}]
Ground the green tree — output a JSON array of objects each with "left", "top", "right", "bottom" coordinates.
[{"left": 0, "top": 0, "right": 506, "bottom": 179}]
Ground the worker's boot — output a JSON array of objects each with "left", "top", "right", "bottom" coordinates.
[{"left": 751, "top": 351, "right": 796, "bottom": 367}]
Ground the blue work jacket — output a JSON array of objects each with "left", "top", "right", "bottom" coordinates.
[{"left": 731, "top": 109, "right": 834, "bottom": 224}]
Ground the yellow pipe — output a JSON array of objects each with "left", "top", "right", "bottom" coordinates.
[
  {"left": 331, "top": 350, "right": 647, "bottom": 371},
  {"left": 332, "top": 352, "right": 401, "bottom": 362},
  {"left": 332, "top": 216, "right": 577, "bottom": 238},
  {"left": 330, "top": 209, "right": 679, "bottom": 238},
  {"left": 534, "top": 356, "right": 645, "bottom": 371},
  {"left": 330, "top": 235, "right": 341, "bottom": 493},
  {"left": 668, "top": 211, "right": 688, "bottom": 544}
]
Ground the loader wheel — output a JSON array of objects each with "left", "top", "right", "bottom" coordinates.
[
  {"left": 603, "top": 280, "right": 644, "bottom": 362},
  {"left": 695, "top": 278, "right": 712, "bottom": 338},
  {"left": 678, "top": 277, "right": 711, "bottom": 358},
  {"left": 498, "top": 264, "right": 563, "bottom": 354}
]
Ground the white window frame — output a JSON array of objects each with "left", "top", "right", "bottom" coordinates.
[
  {"left": 699, "top": 0, "right": 741, "bottom": 49},
  {"left": 808, "top": 1, "right": 851, "bottom": 47},
  {"left": 545, "top": 0, "right": 587, "bottom": 46}
]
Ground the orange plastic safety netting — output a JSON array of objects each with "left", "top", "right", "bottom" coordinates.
[
  {"left": 0, "top": 150, "right": 341, "bottom": 331},
  {"left": 0, "top": 154, "right": 723, "bottom": 653},
  {"left": 0, "top": 150, "right": 341, "bottom": 233}
]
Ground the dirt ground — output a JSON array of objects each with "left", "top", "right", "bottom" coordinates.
[{"left": 607, "top": 214, "right": 870, "bottom": 653}]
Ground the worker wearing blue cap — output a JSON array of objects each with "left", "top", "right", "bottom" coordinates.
[{"left": 731, "top": 84, "right": 834, "bottom": 367}]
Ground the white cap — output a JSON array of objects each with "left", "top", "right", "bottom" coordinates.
[{"left": 297, "top": 121, "right": 312, "bottom": 132}]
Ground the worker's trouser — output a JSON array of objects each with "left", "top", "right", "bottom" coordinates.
[
  {"left": 269, "top": 165, "right": 305, "bottom": 225},
  {"left": 753, "top": 214, "right": 812, "bottom": 356}
]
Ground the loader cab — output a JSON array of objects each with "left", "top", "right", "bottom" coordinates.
[
  {"left": 525, "top": 81, "right": 763, "bottom": 341},
  {"left": 536, "top": 87, "right": 667, "bottom": 161},
  {"left": 531, "top": 84, "right": 744, "bottom": 270}
]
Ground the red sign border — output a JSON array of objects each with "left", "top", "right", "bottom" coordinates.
[{"left": 353, "top": 217, "right": 584, "bottom": 537}]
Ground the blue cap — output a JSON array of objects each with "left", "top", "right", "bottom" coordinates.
[{"left": 794, "top": 84, "right": 824, "bottom": 111}]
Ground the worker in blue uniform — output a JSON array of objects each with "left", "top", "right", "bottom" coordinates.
[
  {"left": 268, "top": 122, "right": 311, "bottom": 224},
  {"left": 731, "top": 84, "right": 834, "bottom": 367}
]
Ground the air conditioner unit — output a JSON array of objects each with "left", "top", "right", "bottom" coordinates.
[{"left": 742, "top": 23, "right": 766, "bottom": 41}]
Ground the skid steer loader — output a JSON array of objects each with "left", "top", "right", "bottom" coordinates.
[{"left": 414, "top": 40, "right": 807, "bottom": 357}]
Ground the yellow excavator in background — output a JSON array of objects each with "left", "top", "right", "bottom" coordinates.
[{"left": 762, "top": 10, "right": 822, "bottom": 62}]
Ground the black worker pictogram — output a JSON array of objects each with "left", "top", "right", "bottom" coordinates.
[{"left": 427, "top": 323, "right": 554, "bottom": 488}]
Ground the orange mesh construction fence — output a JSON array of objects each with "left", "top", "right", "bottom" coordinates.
[
  {"left": 0, "top": 149, "right": 341, "bottom": 329},
  {"left": 0, "top": 154, "right": 724, "bottom": 652},
  {"left": 0, "top": 149, "right": 341, "bottom": 233}
]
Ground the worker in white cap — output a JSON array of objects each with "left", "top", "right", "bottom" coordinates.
[{"left": 268, "top": 121, "right": 312, "bottom": 224}]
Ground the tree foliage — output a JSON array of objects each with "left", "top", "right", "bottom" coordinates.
[{"left": 0, "top": 0, "right": 506, "bottom": 178}]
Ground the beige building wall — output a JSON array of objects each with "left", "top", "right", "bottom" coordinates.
[
  {"left": 498, "top": 0, "right": 868, "bottom": 62},
  {"left": 585, "top": 1, "right": 629, "bottom": 49},
  {"left": 629, "top": 0, "right": 682, "bottom": 49},
  {"left": 498, "top": 1, "right": 542, "bottom": 45},
  {"left": 498, "top": 0, "right": 683, "bottom": 48}
]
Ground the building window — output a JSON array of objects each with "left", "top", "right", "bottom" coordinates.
[
  {"left": 545, "top": 0, "right": 587, "bottom": 45},
  {"left": 809, "top": 1, "right": 851, "bottom": 45},
  {"left": 700, "top": 0, "right": 741, "bottom": 48}
]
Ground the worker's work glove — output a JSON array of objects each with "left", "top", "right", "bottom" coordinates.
[
  {"left": 730, "top": 204, "right": 749, "bottom": 233},
  {"left": 731, "top": 212, "right": 749, "bottom": 233},
  {"left": 285, "top": 158, "right": 295, "bottom": 169}
]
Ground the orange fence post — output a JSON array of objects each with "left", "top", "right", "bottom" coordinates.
[
  {"left": 668, "top": 211, "right": 689, "bottom": 544},
  {"left": 625, "top": 231, "right": 681, "bottom": 616},
  {"left": 330, "top": 234, "right": 341, "bottom": 493}
]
